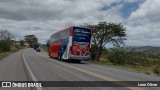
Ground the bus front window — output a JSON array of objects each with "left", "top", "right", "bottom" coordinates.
[
  {"left": 71, "top": 28, "right": 91, "bottom": 56},
  {"left": 72, "top": 28, "right": 91, "bottom": 43}
]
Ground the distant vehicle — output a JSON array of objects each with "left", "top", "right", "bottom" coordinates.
[
  {"left": 34, "top": 44, "right": 39, "bottom": 50},
  {"left": 48, "top": 26, "right": 92, "bottom": 62},
  {"left": 36, "top": 47, "right": 41, "bottom": 52}
]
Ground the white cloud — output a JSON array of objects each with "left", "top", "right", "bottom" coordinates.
[
  {"left": 126, "top": 0, "right": 160, "bottom": 46},
  {"left": 0, "top": 0, "right": 126, "bottom": 44},
  {"left": 129, "top": 0, "right": 160, "bottom": 22},
  {"left": 0, "top": 0, "right": 160, "bottom": 47}
]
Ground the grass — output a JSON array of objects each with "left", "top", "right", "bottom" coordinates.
[
  {"left": 43, "top": 48, "right": 48, "bottom": 52},
  {"left": 0, "top": 52, "right": 8, "bottom": 59},
  {"left": 88, "top": 60, "right": 154, "bottom": 75},
  {"left": 0, "top": 48, "right": 20, "bottom": 60}
]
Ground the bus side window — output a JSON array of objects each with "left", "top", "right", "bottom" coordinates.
[
  {"left": 54, "top": 34, "right": 57, "bottom": 41},
  {"left": 55, "top": 34, "right": 60, "bottom": 41},
  {"left": 67, "top": 28, "right": 70, "bottom": 37},
  {"left": 50, "top": 35, "right": 54, "bottom": 43},
  {"left": 50, "top": 36, "right": 52, "bottom": 43},
  {"left": 52, "top": 35, "right": 55, "bottom": 42},
  {"left": 59, "top": 32, "right": 62, "bottom": 40},
  {"left": 61, "top": 31, "right": 65, "bottom": 39}
]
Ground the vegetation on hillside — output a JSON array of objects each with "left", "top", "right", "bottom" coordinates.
[{"left": 102, "top": 46, "right": 160, "bottom": 75}]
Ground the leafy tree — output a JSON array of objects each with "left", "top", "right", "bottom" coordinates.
[
  {"left": 24, "top": 35, "right": 38, "bottom": 47},
  {"left": 46, "top": 39, "right": 50, "bottom": 48},
  {"left": 86, "top": 22, "right": 126, "bottom": 60}
]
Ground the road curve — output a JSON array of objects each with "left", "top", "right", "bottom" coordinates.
[{"left": 0, "top": 48, "right": 159, "bottom": 90}]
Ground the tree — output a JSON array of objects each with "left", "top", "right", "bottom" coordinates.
[
  {"left": 0, "top": 30, "right": 15, "bottom": 52},
  {"left": 0, "top": 30, "right": 14, "bottom": 41},
  {"left": 46, "top": 39, "right": 50, "bottom": 49},
  {"left": 86, "top": 22, "right": 126, "bottom": 60},
  {"left": 24, "top": 35, "right": 38, "bottom": 47},
  {"left": 20, "top": 40, "right": 25, "bottom": 46}
]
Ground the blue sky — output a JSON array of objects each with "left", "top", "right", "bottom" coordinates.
[
  {"left": 121, "top": 1, "right": 141, "bottom": 17},
  {"left": 0, "top": 0, "right": 160, "bottom": 47},
  {"left": 100, "top": 1, "right": 143, "bottom": 18}
]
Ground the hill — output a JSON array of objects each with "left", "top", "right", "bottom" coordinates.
[{"left": 126, "top": 46, "right": 160, "bottom": 55}]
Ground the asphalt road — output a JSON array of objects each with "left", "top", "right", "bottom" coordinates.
[{"left": 0, "top": 48, "right": 160, "bottom": 90}]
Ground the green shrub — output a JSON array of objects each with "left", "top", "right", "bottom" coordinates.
[
  {"left": 108, "top": 46, "right": 126, "bottom": 65},
  {"left": 153, "top": 65, "right": 160, "bottom": 75},
  {"left": 0, "top": 41, "right": 11, "bottom": 52}
]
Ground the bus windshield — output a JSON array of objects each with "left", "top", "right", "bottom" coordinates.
[{"left": 72, "top": 28, "right": 91, "bottom": 43}]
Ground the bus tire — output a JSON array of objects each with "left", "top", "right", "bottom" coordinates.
[
  {"left": 58, "top": 52, "right": 62, "bottom": 61},
  {"left": 77, "top": 60, "right": 81, "bottom": 63},
  {"left": 49, "top": 53, "right": 52, "bottom": 58}
]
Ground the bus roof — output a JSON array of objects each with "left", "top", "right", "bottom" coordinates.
[
  {"left": 50, "top": 26, "right": 73, "bottom": 37},
  {"left": 50, "top": 26, "right": 91, "bottom": 37}
]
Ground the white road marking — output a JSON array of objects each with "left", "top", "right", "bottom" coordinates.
[{"left": 23, "top": 52, "right": 42, "bottom": 90}]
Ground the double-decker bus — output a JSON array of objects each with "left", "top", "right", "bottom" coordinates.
[{"left": 48, "top": 26, "right": 92, "bottom": 61}]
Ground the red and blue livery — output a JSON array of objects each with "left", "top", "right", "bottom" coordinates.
[{"left": 48, "top": 26, "right": 92, "bottom": 61}]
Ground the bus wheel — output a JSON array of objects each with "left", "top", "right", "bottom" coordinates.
[
  {"left": 76, "top": 60, "right": 81, "bottom": 63},
  {"left": 50, "top": 55, "right": 52, "bottom": 58},
  {"left": 58, "top": 52, "right": 62, "bottom": 61},
  {"left": 49, "top": 53, "right": 52, "bottom": 58}
]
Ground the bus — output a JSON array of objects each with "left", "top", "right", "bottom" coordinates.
[{"left": 48, "top": 26, "right": 92, "bottom": 61}]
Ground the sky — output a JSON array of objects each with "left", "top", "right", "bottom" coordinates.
[{"left": 0, "top": 0, "right": 160, "bottom": 47}]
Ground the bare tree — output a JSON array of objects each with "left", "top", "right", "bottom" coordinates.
[
  {"left": 0, "top": 30, "right": 14, "bottom": 41},
  {"left": 0, "top": 30, "right": 15, "bottom": 51}
]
